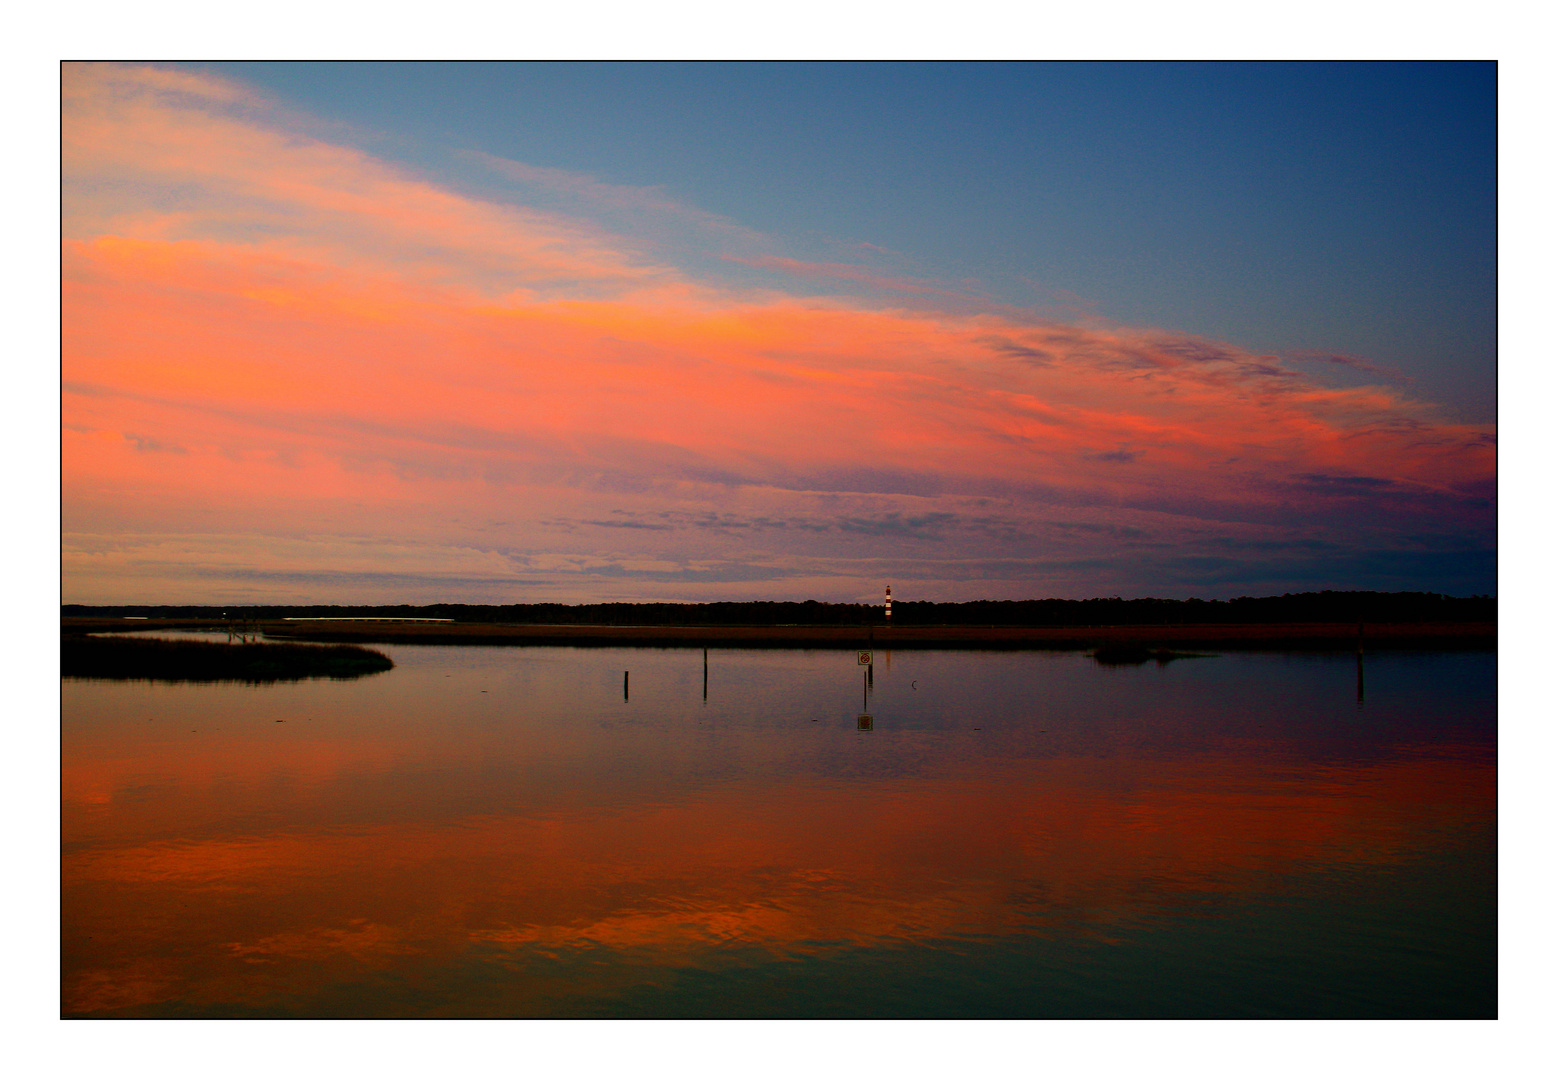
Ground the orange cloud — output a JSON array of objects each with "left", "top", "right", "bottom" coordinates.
[{"left": 61, "top": 64, "right": 1495, "bottom": 603}]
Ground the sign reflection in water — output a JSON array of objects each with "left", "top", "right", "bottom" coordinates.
[{"left": 62, "top": 644, "right": 1494, "bottom": 1018}]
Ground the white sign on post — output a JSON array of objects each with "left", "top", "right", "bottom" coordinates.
[{"left": 858, "top": 650, "right": 873, "bottom": 666}]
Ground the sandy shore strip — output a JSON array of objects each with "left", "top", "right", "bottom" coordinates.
[{"left": 64, "top": 618, "right": 1494, "bottom": 650}]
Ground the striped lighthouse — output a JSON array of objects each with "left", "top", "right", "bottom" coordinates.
[{"left": 884, "top": 584, "right": 892, "bottom": 622}]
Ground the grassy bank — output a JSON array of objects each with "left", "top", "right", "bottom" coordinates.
[
  {"left": 62, "top": 635, "right": 394, "bottom": 682},
  {"left": 61, "top": 590, "right": 1495, "bottom": 627}
]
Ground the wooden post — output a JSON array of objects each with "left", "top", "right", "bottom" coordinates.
[{"left": 624, "top": 671, "right": 629, "bottom": 701}]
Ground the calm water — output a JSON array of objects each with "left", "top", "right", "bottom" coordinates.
[{"left": 62, "top": 639, "right": 1495, "bottom": 1018}]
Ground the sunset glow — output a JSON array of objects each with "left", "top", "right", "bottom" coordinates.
[{"left": 62, "top": 63, "right": 1495, "bottom": 603}]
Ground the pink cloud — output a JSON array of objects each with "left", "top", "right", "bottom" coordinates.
[{"left": 60, "top": 64, "right": 1494, "bottom": 603}]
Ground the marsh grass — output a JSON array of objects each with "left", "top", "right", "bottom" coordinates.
[{"left": 62, "top": 635, "right": 393, "bottom": 683}]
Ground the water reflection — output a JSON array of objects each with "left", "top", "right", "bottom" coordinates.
[{"left": 63, "top": 646, "right": 1494, "bottom": 1018}]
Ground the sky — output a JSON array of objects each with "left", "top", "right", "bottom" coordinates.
[{"left": 60, "top": 61, "right": 1497, "bottom": 605}]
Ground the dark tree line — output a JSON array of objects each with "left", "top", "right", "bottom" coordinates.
[{"left": 64, "top": 590, "right": 1493, "bottom": 626}]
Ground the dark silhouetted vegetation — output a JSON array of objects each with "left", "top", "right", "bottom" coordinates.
[
  {"left": 63, "top": 590, "right": 1493, "bottom": 627},
  {"left": 62, "top": 636, "right": 393, "bottom": 683}
]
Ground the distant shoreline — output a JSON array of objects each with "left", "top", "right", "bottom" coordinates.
[{"left": 63, "top": 618, "right": 1495, "bottom": 651}]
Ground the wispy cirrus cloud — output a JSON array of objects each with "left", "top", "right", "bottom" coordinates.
[
  {"left": 62, "top": 63, "right": 666, "bottom": 299},
  {"left": 467, "top": 151, "right": 772, "bottom": 255},
  {"left": 1286, "top": 349, "right": 1409, "bottom": 380},
  {"left": 723, "top": 254, "right": 970, "bottom": 298}
]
